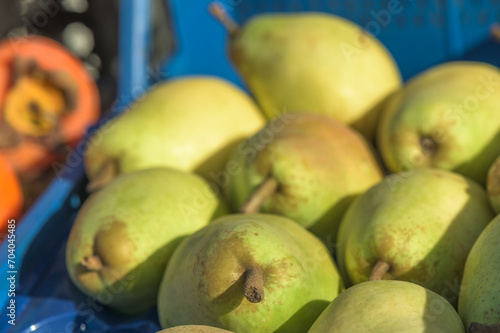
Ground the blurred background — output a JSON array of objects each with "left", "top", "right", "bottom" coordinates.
[
  {"left": 0, "top": 0, "right": 174, "bottom": 210},
  {"left": 1, "top": 0, "right": 175, "bottom": 110}
]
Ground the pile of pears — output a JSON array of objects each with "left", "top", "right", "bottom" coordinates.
[{"left": 65, "top": 4, "right": 500, "bottom": 333}]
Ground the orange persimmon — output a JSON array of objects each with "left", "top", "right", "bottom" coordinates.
[
  {"left": 0, "top": 35, "right": 100, "bottom": 177},
  {"left": 0, "top": 152, "right": 23, "bottom": 235}
]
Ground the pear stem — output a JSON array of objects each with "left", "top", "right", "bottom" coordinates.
[
  {"left": 244, "top": 267, "right": 265, "bottom": 303},
  {"left": 468, "top": 322, "right": 500, "bottom": 333},
  {"left": 86, "top": 159, "right": 118, "bottom": 193},
  {"left": 81, "top": 255, "right": 103, "bottom": 271},
  {"left": 239, "top": 177, "right": 279, "bottom": 214},
  {"left": 209, "top": 2, "right": 239, "bottom": 35},
  {"left": 369, "top": 260, "right": 390, "bottom": 280}
]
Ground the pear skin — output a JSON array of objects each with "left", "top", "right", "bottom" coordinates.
[
  {"left": 487, "top": 155, "right": 500, "bottom": 213},
  {"left": 84, "top": 76, "right": 265, "bottom": 190},
  {"left": 377, "top": 61, "right": 500, "bottom": 185},
  {"left": 308, "top": 280, "right": 465, "bottom": 333},
  {"left": 157, "top": 213, "right": 344, "bottom": 333},
  {"left": 336, "top": 168, "right": 495, "bottom": 305},
  {"left": 224, "top": 113, "right": 383, "bottom": 244},
  {"left": 65, "top": 168, "right": 227, "bottom": 315},
  {"left": 459, "top": 214, "right": 500, "bottom": 328},
  {"left": 225, "top": 12, "right": 401, "bottom": 141}
]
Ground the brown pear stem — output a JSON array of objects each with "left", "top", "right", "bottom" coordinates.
[
  {"left": 86, "top": 159, "right": 118, "bottom": 193},
  {"left": 468, "top": 322, "right": 500, "bottom": 333},
  {"left": 81, "top": 255, "right": 103, "bottom": 271},
  {"left": 239, "top": 177, "right": 278, "bottom": 214},
  {"left": 243, "top": 267, "right": 265, "bottom": 303},
  {"left": 209, "top": 2, "right": 239, "bottom": 35},
  {"left": 369, "top": 260, "right": 390, "bottom": 281}
]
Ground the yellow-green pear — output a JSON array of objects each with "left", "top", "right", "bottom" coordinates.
[
  {"left": 211, "top": 5, "right": 401, "bottom": 141},
  {"left": 459, "top": 214, "right": 500, "bottom": 329},
  {"left": 157, "top": 214, "right": 344, "bottom": 332},
  {"left": 487, "top": 155, "right": 500, "bottom": 213},
  {"left": 157, "top": 326, "right": 234, "bottom": 333},
  {"left": 336, "top": 168, "right": 495, "bottom": 305},
  {"left": 308, "top": 280, "right": 465, "bottom": 333},
  {"left": 223, "top": 113, "right": 383, "bottom": 245},
  {"left": 65, "top": 168, "right": 227, "bottom": 315},
  {"left": 84, "top": 76, "right": 265, "bottom": 191},
  {"left": 377, "top": 61, "right": 500, "bottom": 185}
]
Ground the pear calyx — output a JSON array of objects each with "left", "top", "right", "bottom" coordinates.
[
  {"left": 239, "top": 177, "right": 279, "bottom": 214},
  {"left": 81, "top": 255, "right": 103, "bottom": 271},
  {"left": 419, "top": 136, "right": 437, "bottom": 156},
  {"left": 369, "top": 260, "right": 390, "bottom": 281},
  {"left": 243, "top": 267, "right": 265, "bottom": 303},
  {"left": 468, "top": 322, "right": 500, "bottom": 333},
  {"left": 209, "top": 2, "right": 239, "bottom": 35}
]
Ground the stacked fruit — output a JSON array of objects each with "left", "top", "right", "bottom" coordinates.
[{"left": 65, "top": 6, "right": 500, "bottom": 333}]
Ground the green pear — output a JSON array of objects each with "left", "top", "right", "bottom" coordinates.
[
  {"left": 487, "top": 155, "right": 500, "bottom": 213},
  {"left": 84, "top": 76, "right": 265, "bottom": 191},
  {"left": 336, "top": 168, "right": 495, "bottom": 305},
  {"left": 157, "top": 213, "right": 344, "bottom": 332},
  {"left": 223, "top": 113, "right": 383, "bottom": 245},
  {"left": 65, "top": 168, "right": 227, "bottom": 315},
  {"left": 211, "top": 5, "right": 401, "bottom": 141},
  {"left": 157, "top": 326, "right": 234, "bottom": 333},
  {"left": 377, "top": 61, "right": 500, "bottom": 185},
  {"left": 308, "top": 280, "right": 465, "bottom": 333},
  {"left": 459, "top": 214, "right": 500, "bottom": 328}
]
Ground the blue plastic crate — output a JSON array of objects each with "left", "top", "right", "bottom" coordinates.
[{"left": 1, "top": 0, "right": 499, "bottom": 331}]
